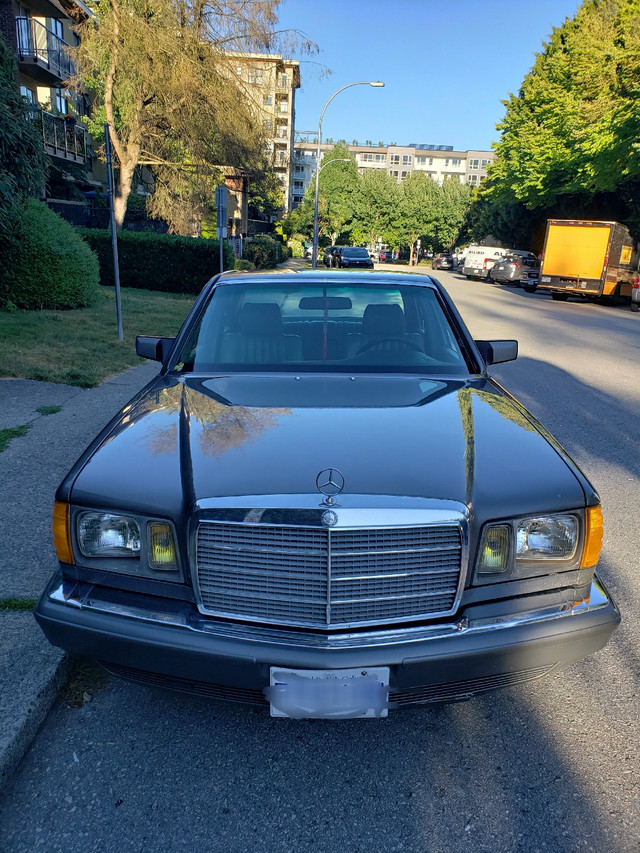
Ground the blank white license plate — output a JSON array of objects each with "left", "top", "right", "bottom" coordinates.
[{"left": 268, "top": 667, "right": 390, "bottom": 719}]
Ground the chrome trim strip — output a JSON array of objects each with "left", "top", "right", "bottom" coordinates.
[{"left": 47, "top": 580, "right": 612, "bottom": 650}]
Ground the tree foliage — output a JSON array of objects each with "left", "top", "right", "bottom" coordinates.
[
  {"left": 350, "top": 169, "right": 400, "bottom": 248},
  {"left": 315, "top": 142, "right": 359, "bottom": 243},
  {"left": 0, "top": 33, "right": 48, "bottom": 231},
  {"left": 481, "top": 0, "right": 640, "bottom": 243},
  {"left": 73, "top": 0, "right": 314, "bottom": 232}
]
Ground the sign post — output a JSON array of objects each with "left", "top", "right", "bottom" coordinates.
[
  {"left": 215, "top": 185, "right": 228, "bottom": 273},
  {"left": 103, "top": 124, "right": 123, "bottom": 341}
]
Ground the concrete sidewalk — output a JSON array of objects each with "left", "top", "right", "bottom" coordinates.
[{"left": 0, "top": 361, "right": 160, "bottom": 792}]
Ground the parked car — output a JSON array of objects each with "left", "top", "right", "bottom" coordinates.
[
  {"left": 336, "top": 246, "right": 374, "bottom": 269},
  {"left": 323, "top": 246, "right": 342, "bottom": 267},
  {"left": 490, "top": 251, "right": 540, "bottom": 286},
  {"left": 456, "top": 257, "right": 465, "bottom": 274},
  {"left": 432, "top": 253, "right": 454, "bottom": 270},
  {"left": 36, "top": 270, "right": 619, "bottom": 719},
  {"left": 379, "top": 250, "right": 394, "bottom": 263}
]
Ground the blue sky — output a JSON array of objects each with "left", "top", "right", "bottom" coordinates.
[{"left": 277, "top": 0, "right": 582, "bottom": 152}]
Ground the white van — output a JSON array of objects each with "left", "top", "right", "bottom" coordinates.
[{"left": 463, "top": 246, "right": 508, "bottom": 280}]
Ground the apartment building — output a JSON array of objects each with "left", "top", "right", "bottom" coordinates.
[
  {"left": 231, "top": 53, "right": 300, "bottom": 217},
  {"left": 0, "top": 0, "right": 108, "bottom": 221},
  {"left": 290, "top": 137, "right": 496, "bottom": 208}
]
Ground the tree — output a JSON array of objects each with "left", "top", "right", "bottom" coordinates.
[
  {"left": 314, "top": 142, "right": 359, "bottom": 244},
  {"left": 350, "top": 169, "right": 400, "bottom": 248},
  {"left": 393, "top": 172, "right": 440, "bottom": 260},
  {"left": 486, "top": 0, "right": 640, "bottom": 236},
  {"left": 0, "top": 33, "right": 48, "bottom": 232},
  {"left": 435, "top": 179, "right": 473, "bottom": 250},
  {"left": 73, "top": 0, "right": 315, "bottom": 231}
]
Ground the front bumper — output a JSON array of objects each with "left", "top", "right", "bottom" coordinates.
[{"left": 35, "top": 572, "right": 620, "bottom": 708}]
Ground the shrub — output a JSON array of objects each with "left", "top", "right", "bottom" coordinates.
[
  {"left": 78, "top": 230, "right": 234, "bottom": 295},
  {"left": 1, "top": 200, "right": 99, "bottom": 310},
  {"left": 234, "top": 258, "right": 255, "bottom": 271},
  {"left": 288, "top": 239, "right": 304, "bottom": 258},
  {"left": 243, "top": 235, "right": 283, "bottom": 269}
]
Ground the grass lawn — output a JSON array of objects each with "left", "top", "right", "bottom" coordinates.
[{"left": 0, "top": 287, "right": 194, "bottom": 387}]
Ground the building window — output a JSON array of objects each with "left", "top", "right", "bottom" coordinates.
[
  {"left": 263, "top": 119, "right": 273, "bottom": 131},
  {"left": 402, "top": 155, "right": 412, "bottom": 165},
  {"left": 416, "top": 156, "right": 426, "bottom": 165},
  {"left": 20, "top": 85, "right": 36, "bottom": 105},
  {"left": 55, "top": 87, "right": 68, "bottom": 114},
  {"left": 452, "top": 158, "right": 461, "bottom": 166},
  {"left": 469, "top": 159, "right": 479, "bottom": 170},
  {"left": 467, "top": 174, "right": 479, "bottom": 185},
  {"left": 248, "top": 68, "right": 263, "bottom": 85},
  {"left": 263, "top": 95, "right": 272, "bottom": 106},
  {"left": 362, "top": 153, "right": 373, "bottom": 161},
  {"left": 390, "top": 170, "right": 399, "bottom": 178},
  {"left": 401, "top": 171, "right": 409, "bottom": 180},
  {"left": 293, "top": 180, "right": 304, "bottom": 190},
  {"left": 481, "top": 159, "right": 490, "bottom": 168},
  {"left": 390, "top": 154, "right": 400, "bottom": 165},
  {"left": 375, "top": 154, "right": 386, "bottom": 162},
  {"left": 429, "top": 157, "right": 433, "bottom": 166},
  {"left": 294, "top": 165, "right": 304, "bottom": 173},
  {"left": 278, "top": 74, "right": 288, "bottom": 89}
]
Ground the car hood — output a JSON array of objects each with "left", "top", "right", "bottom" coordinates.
[{"left": 68, "top": 374, "right": 588, "bottom": 521}]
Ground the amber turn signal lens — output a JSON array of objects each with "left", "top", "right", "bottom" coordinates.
[
  {"left": 581, "top": 505, "right": 603, "bottom": 568},
  {"left": 52, "top": 501, "right": 73, "bottom": 564}
]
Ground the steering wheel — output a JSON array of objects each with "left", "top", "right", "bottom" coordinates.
[{"left": 357, "top": 338, "right": 424, "bottom": 355}]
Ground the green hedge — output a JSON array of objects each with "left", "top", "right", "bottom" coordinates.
[
  {"left": 1, "top": 199, "right": 99, "bottom": 310},
  {"left": 77, "top": 229, "right": 235, "bottom": 295},
  {"left": 243, "top": 235, "right": 284, "bottom": 269}
]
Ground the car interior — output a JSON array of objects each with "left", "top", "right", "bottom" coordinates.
[{"left": 180, "top": 283, "right": 470, "bottom": 373}]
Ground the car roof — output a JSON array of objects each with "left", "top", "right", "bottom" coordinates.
[{"left": 212, "top": 269, "right": 442, "bottom": 290}]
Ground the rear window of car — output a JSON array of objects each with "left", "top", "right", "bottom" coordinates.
[
  {"left": 175, "top": 281, "right": 471, "bottom": 376},
  {"left": 342, "top": 248, "right": 369, "bottom": 258}
]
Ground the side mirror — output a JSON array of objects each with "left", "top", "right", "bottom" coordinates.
[
  {"left": 475, "top": 339, "right": 518, "bottom": 365},
  {"left": 136, "top": 336, "right": 175, "bottom": 363}
]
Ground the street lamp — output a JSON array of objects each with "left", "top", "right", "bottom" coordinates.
[{"left": 312, "top": 81, "right": 385, "bottom": 269}]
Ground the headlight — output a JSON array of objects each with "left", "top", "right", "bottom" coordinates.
[
  {"left": 72, "top": 510, "right": 183, "bottom": 581},
  {"left": 475, "top": 511, "right": 591, "bottom": 583},
  {"left": 78, "top": 512, "right": 140, "bottom": 557},
  {"left": 516, "top": 516, "right": 578, "bottom": 560}
]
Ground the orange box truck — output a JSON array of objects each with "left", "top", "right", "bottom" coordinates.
[{"left": 537, "top": 220, "right": 637, "bottom": 304}]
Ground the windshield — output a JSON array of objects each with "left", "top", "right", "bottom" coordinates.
[
  {"left": 342, "top": 248, "right": 369, "bottom": 258},
  {"left": 176, "top": 281, "right": 471, "bottom": 375}
]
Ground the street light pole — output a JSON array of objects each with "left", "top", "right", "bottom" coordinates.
[{"left": 312, "top": 81, "right": 384, "bottom": 269}]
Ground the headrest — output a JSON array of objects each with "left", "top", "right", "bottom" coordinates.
[
  {"left": 239, "top": 302, "right": 283, "bottom": 335},
  {"left": 362, "top": 303, "right": 405, "bottom": 336}
]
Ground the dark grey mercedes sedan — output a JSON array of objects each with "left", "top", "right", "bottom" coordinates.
[{"left": 36, "top": 270, "right": 619, "bottom": 718}]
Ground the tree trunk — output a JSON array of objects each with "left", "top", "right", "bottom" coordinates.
[{"left": 113, "top": 158, "right": 137, "bottom": 229}]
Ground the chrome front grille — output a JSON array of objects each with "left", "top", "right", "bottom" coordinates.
[{"left": 196, "top": 520, "right": 463, "bottom": 629}]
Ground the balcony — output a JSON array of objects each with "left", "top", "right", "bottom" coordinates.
[
  {"left": 33, "top": 110, "right": 87, "bottom": 163},
  {"left": 16, "top": 17, "right": 75, "bottom": 83}
]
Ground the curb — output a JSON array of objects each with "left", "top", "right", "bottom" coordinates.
[{"left": 0, "top": 612, "right": 68, "bottom": 795}]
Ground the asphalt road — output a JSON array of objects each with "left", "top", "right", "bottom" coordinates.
[{"left": 1, "top": 272, "right": 638, "bottom": 853}]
